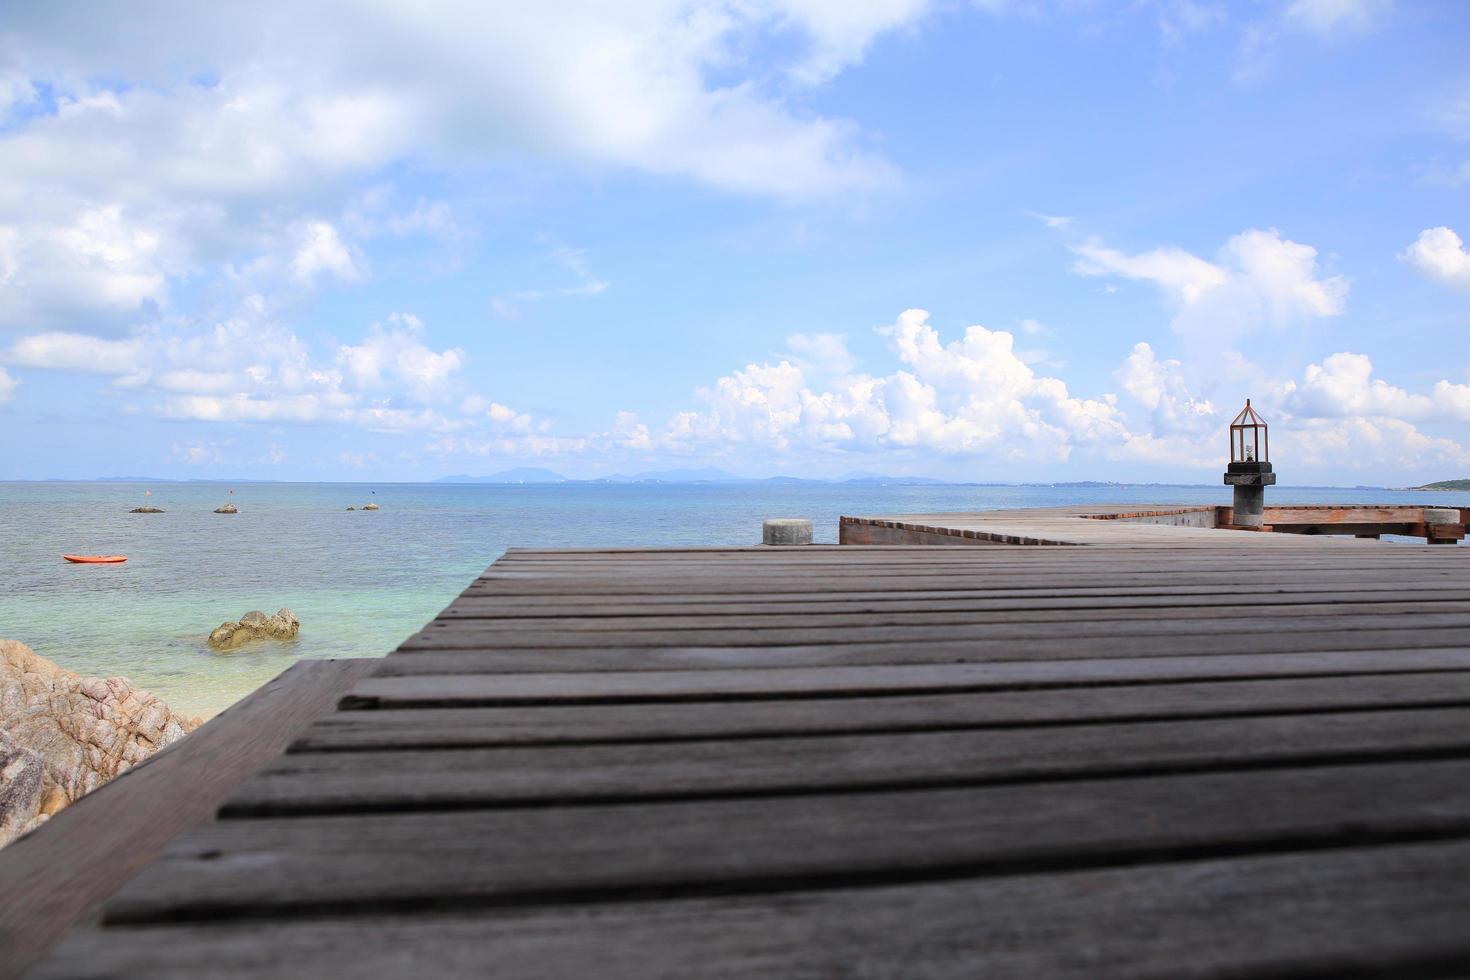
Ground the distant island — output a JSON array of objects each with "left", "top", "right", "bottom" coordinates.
[
  {"left": 1412, "top": 479, "right": 1470, "bottom": 491},
  {"left": 433, "top": 467, "right": 949, "bottom": 486}
]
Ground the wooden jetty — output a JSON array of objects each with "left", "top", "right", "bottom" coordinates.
[{"left": 8, "top": 505, "right": 1470, "bottom": 978}]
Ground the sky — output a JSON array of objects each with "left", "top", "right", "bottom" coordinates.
[{"left": 0, "top": 0, "right": 1467, "bottom": 484}]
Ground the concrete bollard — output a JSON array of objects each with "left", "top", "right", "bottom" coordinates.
[
  {"left": 1424, "top": 507, "right": 1463, "bottom": 545},
  {"left": 763, "top": 518, "right": 813, "bottom": 546}
]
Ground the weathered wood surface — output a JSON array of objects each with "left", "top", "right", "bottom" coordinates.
[
  {"left": 99, "top": 758, "right": 1470, "bottom": 923},
  {"left": 32, "top": 842, "right": 1470, "bottom": 979},
  {"left": 0, "top": 658, "right": 379, "bottom": 980},
  {"left": 28, "top": 525, "right": 1470, "bottom": 978}
]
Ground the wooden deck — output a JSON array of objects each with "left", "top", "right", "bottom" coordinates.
[{"left": 22, "top": 514, "right": 1470, "bottom": 978}]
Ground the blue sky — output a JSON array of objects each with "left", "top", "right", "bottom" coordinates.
[{"left": 0, "top": 0, "right": 1467, "bottom": 483}]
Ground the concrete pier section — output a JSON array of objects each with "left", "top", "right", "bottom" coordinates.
[{"left": 841, "top": 503, "right": 1468, "bottom": 546}]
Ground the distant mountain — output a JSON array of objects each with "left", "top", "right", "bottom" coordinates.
[
  {"left": 435, "top": 468, "right": 568, "bottom": 484},
  {"left": 1413, "top": 479, "right": 1470, "bottom": 491},
  {"left": 629, "top": 467, "right": 743, "bottom": 483},
  {"left": 840, "top": 473, "right": 946, "bottom": 485},
  {"left": 434, "top": 467, "right": 957, "bottom": 485},
  {"left": 73, "top": 476, "right": 183, "bottom": 483}
]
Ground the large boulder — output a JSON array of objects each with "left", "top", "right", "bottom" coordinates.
[
  {"left": 0, "top": 732, "right": 45, "bottom": 847},
  {"left": 0, "top": 639, "right": 201, "bottom": 847},
  {"left": 213, "top": 503, "right": 238, "bottom": 514},
  {"left": 129, "top": 506, "right": 165, "bottom": 513},
  {"left": 207, "top": 608, "right": 300, "bottom": 650},
  {"left": 361, "top": 503, "right": 380, "bottom": 511}
]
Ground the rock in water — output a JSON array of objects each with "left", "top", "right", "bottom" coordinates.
[
  {"left": 0, "top": 639, "right": 200, "bottom": 847},
  {"left": 346, "top": 506, "right": 355, "bottom": 511},
  {"left": 207, "top": 607, "right": 300, "bottom": 650},
  {"left": 362, "top": 503, "right": 380, "bottom": 510},
  {"left": 267, "top": 608, "right": 300, "bottom": 639},
  {"left": 129, "top": 506, "right": 165, "bottom": 513},
  {"left": 213, "top": 503, "right": 238, "bottom": 514}
]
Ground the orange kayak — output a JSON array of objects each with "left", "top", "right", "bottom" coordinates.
[{"left": 62, "top": 555, "right": 128, "bottom": 564}]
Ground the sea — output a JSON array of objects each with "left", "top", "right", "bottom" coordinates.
[{"left": 2, "top": 479, "right": 1467, "bottom": 719}]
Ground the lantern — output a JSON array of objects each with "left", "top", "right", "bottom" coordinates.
[
  {"left": 1229, "top": 399, "right": 1269, "bottom": 465},
  {"left": 1223, "top": 398, "right": 1276, "bottom": 528}
]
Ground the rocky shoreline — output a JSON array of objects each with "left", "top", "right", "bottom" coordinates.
[{"left": 0, "top": 639, "right": 200, "bottom": 847}]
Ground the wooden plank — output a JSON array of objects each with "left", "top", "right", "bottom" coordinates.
[
  {"left": 479, "top": 552, "right": 1470, "bottom": 569},
  {"left": 224, "top": 707, "right": 1470, "bottom": 816},
  {"left": 461, "top": 569, "right": 1470, "bottom": 597},
  {"left": 299, "top": 671, "right": 1470, "bottom": 749},
  {"left": 372, "top": 636, "right": 1470, "bottom": 674},
  {"left": 442, "top": 587, "right": 1470, "bottom": 618},
  {"left": 344, "top": 654, "right": 1470, "bottom": 707},
  {"left": 425, "top": 599, "right": 1470, "bottom": 632},
  {"left": 99, "top": 758, "right": 1470, "bottom": 923},
  {"left": 442, "top": 583, "right": 1470, "bottom": 614},
  {"left": 398, "top": 610, "right": 1470, "bottom": 650},
  {"left": 34, "top": 839, "right": 1470, "bottom": 979},
  {"left": 438, "top": 593, "right": 1470, "bottom": 625},
  {"left": 0, "top": 658, "right": 381, "bottom": 980}
]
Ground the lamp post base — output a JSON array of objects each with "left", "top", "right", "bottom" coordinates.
[
  {"left": 1224, "top": 462, "right": 1276, "bottom": 529},
  {"left": 1232, "top": 485, "right": 1266, "bottom": 527}
]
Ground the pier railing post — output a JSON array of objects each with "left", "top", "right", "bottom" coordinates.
[{"left": 762, "top": 519, "right": 813, "bottom": 546}]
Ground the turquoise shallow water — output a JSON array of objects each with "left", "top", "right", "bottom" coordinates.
[{"left": 1, "top": 480, "right": 1466, "bottom": 717}]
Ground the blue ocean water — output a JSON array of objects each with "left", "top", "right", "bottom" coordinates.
[{"left": 1, "top": 480, "right": 1466, "bottom": 717}]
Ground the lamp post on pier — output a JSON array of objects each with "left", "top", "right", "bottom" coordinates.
[{"left": 1224, "top": 399, "right": 1275, "bottom": 528}]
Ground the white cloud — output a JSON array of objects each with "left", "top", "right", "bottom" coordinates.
[
  {"left": 3, "top": 331, "right": 149, "bottom": 374},
  {"left": 336, "top": 312, "right": 463, "bottom": 400},
  {"left": 785, "top": 332, "right": 856, "bottom": 379},
  {"left": 1115, "top": 342, "right": 1217, "bottom": 430},
  {"left": 1282, "top": 0, "right": 1391, "bottom": 36},
  {"left": 171, "top": 442, "right": 222, "bottom": 465},
  {"left": 291, "top": 221, "right": 362, "bottom": 284},
  {"left": 0, "top": 206, "right": 171, "bottom": 331},
  {"left": 1401, "top": 226, "right": 1470, "bottom": 293},
  {"left": 1, "top": 3, "right": 904, "bottom": 205},
  {"left": 1072, "top": 240, "right": 1227, "bottom": 305},
  {"left": 1288, "top": 416, "right": 1470, "bottom": 472},
  {"left": 774, "top": 0, "right": 936, "bottom": 85},
  {"left": 0, "top": 309, "right": 502, "bottom": 434},
  {"left": 338, "top": 450, "right": 380, "bottom": 469},
  {"left": 1282, "top": 351, "right": 1470, "bottom": 422},
  {"left": 1028, "top": 211, "right": 1072, "bottom": 229},
  {"left": 612, "top": 410, "right": 654, "bottom": 450},
  {"left": 0, "top": 3, "right": 918, "bottom": 334},
  {"left": 1072, "top": 228, "right": 1348, "bottom": 338},
  {"left": 152, "top": 369, "right": 243, "bottom": 394},
  {"left": 635, "top": 310, "right": 1470, "bottom": 476},
  {"left": 0, "top": 366, "right": 16, "bottom": 403},
  {"left": 658, "top": 309, "right": 1126, "bottom": 461}
]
